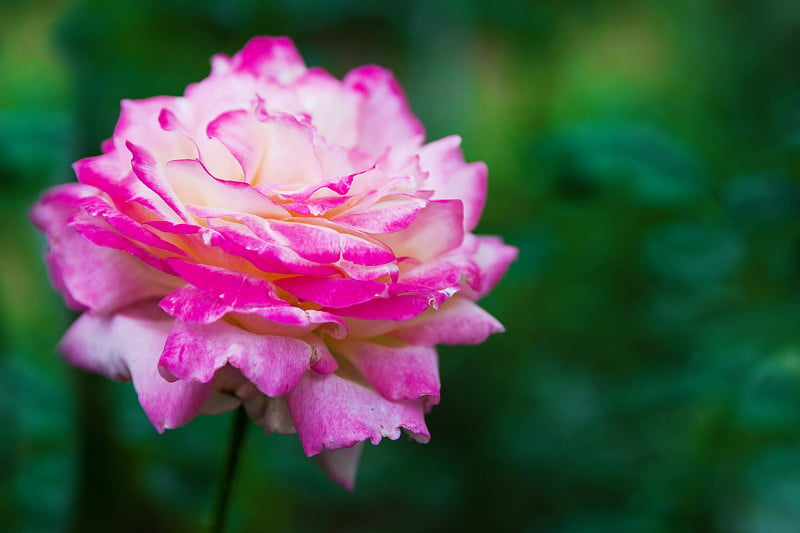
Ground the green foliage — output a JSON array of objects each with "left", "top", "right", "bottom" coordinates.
[{"left": 3, "top": 0, "right": 800, "bottom": 531}]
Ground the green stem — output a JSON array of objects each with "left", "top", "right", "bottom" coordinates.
[{"left": 211, "top": 406, "right": 249, "bottom": 533}]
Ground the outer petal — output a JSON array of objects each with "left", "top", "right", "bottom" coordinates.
[
  {"left": 159, "top": 319, "right": 313, "bottom": 398},
  {"left": 30, "top": 184, "right": 178, "bottom": 313},
  {"left": 419, "top": 135, "right": 487, "bottom": 232},
  {"left": 391, "top": 295, "right": 505, "bottom": 346},
  {"left": 285, "top": 373, "right": 430, "bottom": 456},
  {"left": 58, "top": 304, "right": 213, "bottom": 431},
  {"left": 225, "top": 36, "right": 307, "bottom": 83},
  {"left": 334, "top": 339, "right": 440, "bottom": 404},
  {"left": 331, "top": 194, "right": 426, "bottom": 234},
  {"left": 73, "top": 154, "right": 179, "bottom": 222},
  {"left": 112, "top": 97, "right": 196, "bottom": 161},
  {"left": 460, "top": 235, "right": 519, "bottom": 300},
  {"left": 378, "top": 200, "right": 465, "bottom": 262},
  {"left": 343, "top": 65, "right": 424, "bottom": 157}
]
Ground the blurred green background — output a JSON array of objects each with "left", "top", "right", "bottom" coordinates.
[{"left": 4, "top": 0, "right": 800, "bottom": 531}]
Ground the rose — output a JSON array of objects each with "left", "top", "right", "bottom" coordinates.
[{"left": 31, "top": 36, "right": 517, "bottom": 488}]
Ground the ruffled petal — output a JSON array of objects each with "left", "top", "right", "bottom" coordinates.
[
  {"left": 285, "top": 372, "right": 430, "bottom": 456},
  {"left": 378, "top": 199, "right": 465, "bottom": 262},
  {"left": 127, "top": 141, "right": 192, "bottom": 222},
  {"left": 208, "top": 109, "right": 323, "bottom": 190},
  {"left": 159, "top": 319, "right": 313, "bottom": 397},
  {"left": 223, "top": 36, "right": 307, "bottom": 83},
  {"left": 334, "top": 339, "right": 440, "bottom": 404},
  {"left": 325, "top": 288, "right": 454, "bottom": 321}
]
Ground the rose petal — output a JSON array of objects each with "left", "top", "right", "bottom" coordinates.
[
  {"left": 391, "top": 295, "right": 505, "bottom": 346},
  {"left": 226, "top": 36, "right": 307, "bottom": 83},
  {"left": 285, "top": 372, "right": 430, "bottom": 456},
  {"left": 460, "top": 235, "right": 519, "bottom": 300},
  {"left": 331, "top": 194, "right": 426, "bottom": 234},
  {"left": 58, "top": 304, "right": 213, "bottom": 431},
  {"left": 73, "top": 154, "right": 178, "bottom": 222},
  {"left": 419, "top": 135, "right": 487, "bottom": 232},
  {"left": 326, "top": 289, "right": 454, "bottom": 321},
  {"left": 30, "top": 185, "right": 177, "bottom": 312},
  {"left": 334, "top": 339, "right": 440, "bottom": 404},
  {"left": 160, "top": 319, "right": 313, "bottom": 398},
  {"left": 164, "top": 159, "right": 289, "bottom": 219},
  {"left": 377, "top": 199, "right": 465, "bottom": 262},
  {"left": 208, "top": 109, "right": 323, "bottom": 190},
  {"left": 344, "top": 65, "right": 424, "bottom": 157},
  {"left": 127, "top": 141, "right": 192, "bottom": 222}
]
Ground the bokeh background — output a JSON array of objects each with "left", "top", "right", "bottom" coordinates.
[{"left": 4, "top": 0, "right": 800, "bottom": 531}]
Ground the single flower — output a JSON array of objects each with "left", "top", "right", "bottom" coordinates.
[{"left": 31, "top": 36, "right": 517, "bottom": 489}]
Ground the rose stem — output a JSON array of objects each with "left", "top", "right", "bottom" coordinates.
[{"left": 211, "top": 405, "right": 250, "bottom": 533}]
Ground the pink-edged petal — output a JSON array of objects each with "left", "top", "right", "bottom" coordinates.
[
  {"left": 164, "top": 159, "right": 290, "bottom": 219},
  {"left": 58, "top": 304, "right": 213, "bottom": 431},
  {"left": 285, "top": 372, "right": 430, "bottom": 456},
  {"left": 242, "top": 216, "right": 396, "bottom": 266},
  {"left": 316, "top": 443, "right": 363, "bottom": 490},
  {"left": 197, "top": 224, "right": 341, "bottom": 277},
  {"left": 378, "top": 199, "right": 465, "bottom": 262},
  {"left": 277, "top": 172, "right": 355, "bottom": 203},
  {"left": 332, "top": 194, "right": 426, "bottom": 234},
  {"left": 391, "top": 295, "right": 505, "bottom": 346},
  {"left": 275, "top": 276, "right": 434, "bottom": 308},
  {"left": 73, "top": 154, "right": 179, "bottom": 222},
  {"left": 334, "top": 340, "right": 440, "bottom": 404},
  {"left": 275, "top": 277, "right": 386, "bottom": 307},
  {"left": 325, "top": 289, "right": 454, "bottom": 321},
  {"left": 234, "top": 308, "right": 348, "bottom": 340},
  {"left": 113, "top": 97, "right": 196, "bottom": 160},
  {"left": 68, "top": 214, "right": 175, "bottom": 274},
  {"left": 344, "top": 65, "right": 424, "bottom": 156},
  {"left": 281, "top": 194, "right": 352, "bottom": 216},
  {"left": 79, "top": 197, "right": 188, "bottom": 256},
  {"left": 292, "top": 67, "right": 360, "bottom": 148},
  {"left": 164, "top": 258, "right": 284, "bottom": 308},
  {"left": 127, "top": 141, "right": 191, "bottom": 222},
  {"left": 460, "top": 235, "right": 518, "bottom": 300},
  {"left": 208, "top": 109, "right": 323, "bottom": 189},
  {"left": 336, "top": 259, "right": 400, "bottom": 283},
  {"left": 159, "top": 319, "right": 313, "bottom": 397},
  {"left": 30, "top": 185, "right": 178, "bottom": 312},
  {"left": 159, "top": 285, "right": 230, "bottom": 324},
  {"left": 419, "top": 135, "right": 487, "bottom": 232},
  {"left": 227, "top": 36, "right": 306, "bottom": 82}
]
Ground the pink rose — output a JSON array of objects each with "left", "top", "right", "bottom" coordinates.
[{"left": 31, "top": 36, "right": 517, "bottom": 488}]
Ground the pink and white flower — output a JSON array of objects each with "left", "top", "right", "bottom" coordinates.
[{"left": 31, "top": 36, "right": 516, "bottom": 488}]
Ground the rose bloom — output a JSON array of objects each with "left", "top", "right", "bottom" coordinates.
[{"left": 31, "top": 36, "right": 517, "bottom": 488}]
